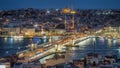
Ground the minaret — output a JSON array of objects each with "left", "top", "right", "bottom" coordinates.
[
  {"left": 63, "top": 7, "right": 71, "bottom": 30},
  {"left": 70, "top": 10, "right": 76, "bottom": 33},
  {"left": 71, "top": 10, "right": 76, "bottom": 46}
]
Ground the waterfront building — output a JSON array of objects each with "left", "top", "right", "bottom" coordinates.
[
  {"left": 50, "top": 29, "right": 66, "bottom": 35},
  {"left": 21, "top": 27, "right": 35, "bottom": 36},
  {"left": 1, "top": 27, "right": 20, "bottom": 35}
]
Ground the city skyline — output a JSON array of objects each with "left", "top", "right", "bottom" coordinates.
[
  {"left": 0, "top": 0, "right": 120, "bottom": 68},
  {"left": 0, "top": 0, "right": 120, "bottom": 10}
]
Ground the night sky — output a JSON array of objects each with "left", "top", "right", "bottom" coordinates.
[{"left": 0, "top": 0, "right": 120, "bottom": 10}]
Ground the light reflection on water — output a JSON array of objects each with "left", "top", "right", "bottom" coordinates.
[
  {"left": 72, "top": 37, "right": 120, "bottom": 59},
  {"left": 0, "top": 37, "right": 49, "bottom": 58},
  {"left": 34, "top": 36, "right": 120, "bottom": 62},
  {"left": 108, "top": 39, "right": 112, "bottom": 47},
  {"left": 113, "top": 38, "right": 118, "bottom": 46}
]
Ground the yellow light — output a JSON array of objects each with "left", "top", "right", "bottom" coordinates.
[
  {"left": 6, "top": 19, "right": 9, "bottom": 22},
  {"left": 18, "top": 53, "right": 24, "bottom": 58},
  {"left": 70, "top": 10, "right": 76, "bottom": 14},
  {"left": 4, "top": 37, "right": 7, "bottom": 41},
  {"left": 63, "top": 8, "right": 71, "bottom": 14},
  {"left": 31, "top": 43, "right": 34, "bottom": 47}
]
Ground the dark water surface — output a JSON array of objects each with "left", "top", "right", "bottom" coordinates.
[
  {"left": 72, "top": 37, "right": 120, "bottom": 59},
  {"left": 0, "top": 37, "right": 48, "bottom": 58}
]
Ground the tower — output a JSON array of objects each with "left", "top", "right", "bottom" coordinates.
[
  {"left": 71, "top": 10, "right": 76, "bottom": 33},
  {"left": 63, "top": 7, "right": 71, "bottom": 31}
]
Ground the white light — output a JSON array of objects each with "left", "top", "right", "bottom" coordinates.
[
  {"left": 13, "top": 36, "right": 23, "bottom": 40},
  {"left": 47, "top": 10, "right": 50, "bottom": 14},
  {"left": 41, "top": 30, "right": 45, "bottom": 35},
  {"left": 34, "top": 24, "right": 38, "bottom": 27},
  {"left": 31, "top": 44, "right": 34, "bottom": 47},
  {"left": 113, "top": 39, "right": 117, "bottom": 46},
  {"left": 72, "top": 47, "right": 76, "bottom": 50},
  {"left": 0, "top": 65, "right": 6, "bottom": 68},
  {"left": 4, "top": 37, "right": 7, "bottom": 41},
  {"left": 43, "top": 39, "right": 47, "bottom": 43},
  {"left": 43, "top": 36, "right": 47, "bottom": 43},
  {"left": 56, "top": 9, "right": 59, "bottom": 11},
  {"left": 93, "top": 38, "right": 96, "bottom": 43},
  {"left": 43, "top": 36, "right": 47, "bottom": 39},
  {"left": 10, "top": 38, "right": 13, "bottom": 41}
]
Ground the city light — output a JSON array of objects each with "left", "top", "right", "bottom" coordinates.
[
  {"left": 34, "top": 24, "right": 38, "bottom": 28},
  {"left": 0, "top": 2, "right": 119, "bottom": 68},
  {"left": 63, "top": 8, "right": 71, "bottom": 14},
  {"left": 0, "top": 65, "right": 6, "bottom": 68},
  {"left": 4, "top": 37, "right": 7, "bottom": 42},
  {"left": 46, "top": 10, "right": 50, "bottom": 14},
  {"left": 70, "top": 10, "right": 76, "bottom": 14}
]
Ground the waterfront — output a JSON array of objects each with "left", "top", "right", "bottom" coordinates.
[
  {"left": 0, "top": 37, "right": 49, "bottom": 58},
  {"left": 0, "top": 0, "right": 120, "bottom": 67},
  {"left": 38, "top": 36, "right": 120, "bottom": 63},
  {"left": 72, "top": 37, "right": 120, "bottom": 59}
]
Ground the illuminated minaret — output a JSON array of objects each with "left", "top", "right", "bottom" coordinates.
[
  {"left": 70, "top": 10, "right": 76, "bottom": 33},
  {"left": 63, "top": 7, "right": 76, "bottom": 32},
  {"left": 71, "top": 9, "right": 76, "bottom": 46},
  {"left": 63, "top": 7, "right": 71, "bottom": 30}
]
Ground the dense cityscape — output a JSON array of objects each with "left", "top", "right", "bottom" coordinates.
[
  {"left": 0, "top": 8, "right": 120, "bottom": 68},
  {"left": 0, "top": 0, "right": 120, "bottom": 68},
  {"left": 0, "top": 8, "right": 120, "bottom": 36}
]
